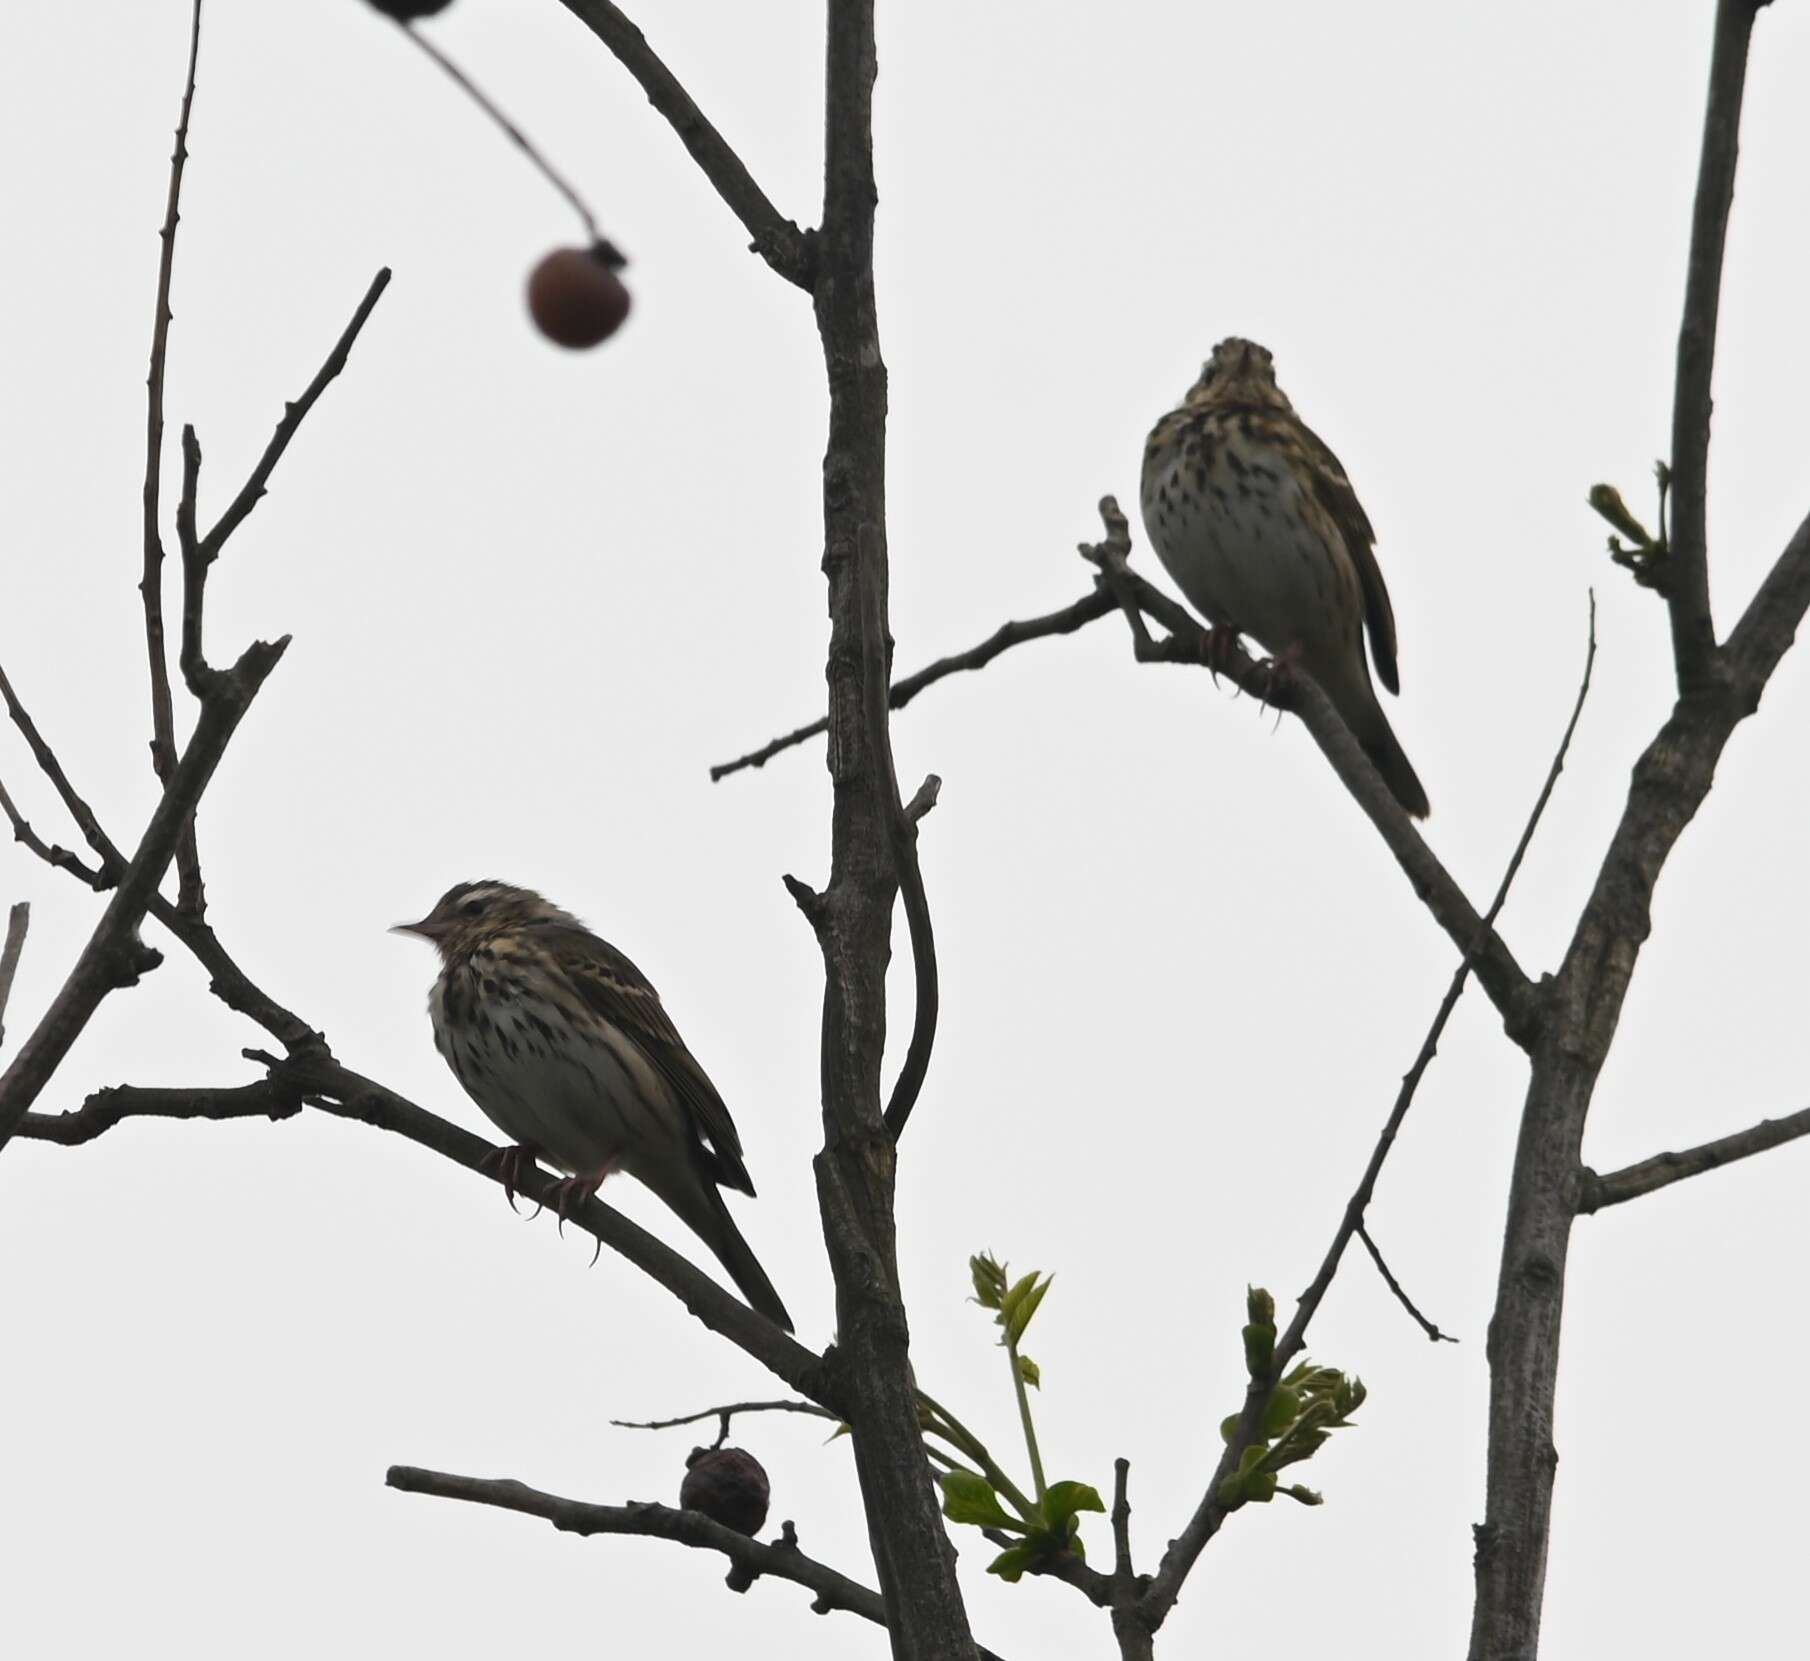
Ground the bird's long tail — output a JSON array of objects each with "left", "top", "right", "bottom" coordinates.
[
  {"left": 652, "top": 1163, "right": 794, "bottom": 1332},
  {"left": 1359, "top": 709, "right": 1430, "bottom": 819},
  {"left": 696, "top": 1187, "right": 795, "bottom": 1332}
]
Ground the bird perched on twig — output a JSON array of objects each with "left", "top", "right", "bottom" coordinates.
[
  {"left": 395, "top": 880, "right": 793, "bottom": 1331},
  {"left": 1141, "top": 337, "right": 1429, "bottom": 818}
]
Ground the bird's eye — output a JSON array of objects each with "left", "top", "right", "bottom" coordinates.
[{"left": 461, "top": 898, "right": 485, "bottom": 917}]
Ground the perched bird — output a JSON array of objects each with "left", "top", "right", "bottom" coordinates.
[
  {"left": 394, "top": 880, "right": 793, "bottom": 1331},
  {"left": 1141, "top": 338, "right": 1429, "bottom": 818}
]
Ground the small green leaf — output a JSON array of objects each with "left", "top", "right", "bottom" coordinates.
[
  {"left": 1267, "top": 1427, "right": 1330, "bottom": 1471},
  {"left": 825, "top": 1422, "right": 852, "bottom": 1443},
  {"left": 1282, "top": 1484, "right": 1324, "bottom": 1506},
  {"left": 1017, "top": 1354, "right": 1041, "bottom": 1390},
  {"left": 1245, "top": 1472, "right": 1278, "bottom": 1503},
  {"left": 1246, "top": 1286, "right": 1276, "bottom": 1325},
  {"left": 1041, "top": 1480, "right": 1106, "bottom": 1530},
  {"left": 1219, "top": 1413, "right": 1243, "bottom": 1445},
  {"left": 987, "top": 1543, "right": 1040, "bottom": 1582},
  {"left": 1004, "top": 1274, "right": 1052, "bottom": 1346},
  {"left": 970, "top": 1254, "right": 1007, "bottom": 1310},
  {"left": 940, "top": 1469, "right": 1019, "bottom": 1530}
]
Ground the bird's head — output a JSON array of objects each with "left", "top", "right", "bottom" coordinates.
[
  {"left": 392, "top": 879, "right": 577, "bottom": 958},
  {"left": 1187, "top": 337, "right": 1291, "bottom": 412}
]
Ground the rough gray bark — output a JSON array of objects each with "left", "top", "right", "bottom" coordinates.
[{"left": 795, "top": 4, "right": 978, "bottom": 1656}]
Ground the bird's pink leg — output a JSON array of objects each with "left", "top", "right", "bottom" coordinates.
[
  {"left": 480, "top": 1143, "right": 546, "bottom": 1217},
  {"left": 1197, "top": 624, "right": 1246, "bottom": 681},
  {"left": 548, "top": 1164, "right": 622, "bottom": 1264},
  {"left": 1251, "top": 641, "right": 1302, "bottom": 710}
]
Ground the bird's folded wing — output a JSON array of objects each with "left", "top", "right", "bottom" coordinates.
[{"left": 540, "top": 924, "right": 755, "bottom": 1193}]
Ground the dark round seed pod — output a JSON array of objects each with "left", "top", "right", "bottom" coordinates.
[
  {"left": 679, "top": 1446, "right": 771, "bottom": 1537},
  {"left": 526, "top": 243, "right": 632, "bottom": 350},
  {"left": 367, "top": 0, "right": 456, "bottom": 19}
]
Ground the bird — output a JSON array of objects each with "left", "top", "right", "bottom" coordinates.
[
  {"left": 1140, "top": 337, "right": 1429, "bottom": 818},
  {"left": 394, "top": 880, "right": 794, "bottom": 1332}
]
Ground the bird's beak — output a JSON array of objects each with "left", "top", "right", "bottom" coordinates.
[{"left": 391, "top": 917, "right": 439, "bottom": 940}]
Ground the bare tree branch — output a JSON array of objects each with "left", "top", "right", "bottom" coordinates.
[
  {"left": 15, "top": 1075, "right": 301, "bottom": 1145},
  {"left": 1357, "top": 1223, "right": 1458, "bottom": 1345},
  {"left": 143, "top": 0, "right": 204, "bottom": 913},
  {"left": 1724, "top": 505, "right": 1810, "bottom": 693},
  {"left": 0, "top": 663, "right": 124, "bottom": 884},
  {"left": 786, "top": 5, "right": 979, "bottom": 1651},
  {"left": 1667, "top": 0, "right": 1770, "bottom": 688},
  {"left": 709, "top": 589, "right": 1116, "bottom": 780},
  {"left": 1471, "top": 22, "right": 1809, "bottom": 1624},
  {"left": 1141, "top": 597, "right": 1595, "bottom": 1632},
  {"left": 611, "top": 1399, "right": 840, "bottom": 1438},
  {"left": 555, "top": 0, "right": 813, "bottom": 287},
  {"left": 854, "top": 528, "right": 942, "bottom": 1142},
  {"left": 720, "top": 498, "right": 1539, "bottom": 1034},
  {"left": 0, "top": 637, "right": 286, "bottom": 1152},
  {"left": 4, "top": 736, "right": 324, "bottom": 1057},
  {"left": 0, "top": 903, "right": 28, "bottom": 1049},
  {"left": 189, "top": 267, "right": 392, "bottom": 574},
  {"left": 1579, "top": 1104, "right": 1810, "bottom": 1213},
  {"left": 19, "top": 1046, "right": 836, "bottom": 1405},
  {"left": 0, "top": 777, "right": 107, "bottom": 890},
  {"left": 385, "top": 1466, "right": 1007, "bottom": 1659}
]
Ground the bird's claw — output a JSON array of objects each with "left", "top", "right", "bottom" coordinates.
[{"left": 480, "top": 1144, "right": 545, "bottom": 1217}]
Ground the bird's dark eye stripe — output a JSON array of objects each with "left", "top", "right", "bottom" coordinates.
[{"left": 461, "top": 898, "right": 485, "bottom": 916}]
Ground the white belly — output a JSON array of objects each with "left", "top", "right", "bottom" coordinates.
[
  {"left": 429, "top": 967, "right": 681, "bottom": 1177},
  {"left": 1141, "top": 435, "right": 1359, "bottom": 666}
]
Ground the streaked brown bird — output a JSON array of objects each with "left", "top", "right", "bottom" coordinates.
[
  {"left": 1140, "top": 338, "right": 1429, "bottom": 818},
  {"left": 395, "top": 880, "right": 793, "bottom": 1331}
]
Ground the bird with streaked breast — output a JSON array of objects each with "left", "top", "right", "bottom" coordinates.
[
  {"left": 1141, "top": 337, "right": 1429, "bottom": 819},
  {"left": 395, "top": 880, "right": 793, "bottom": 1332}
]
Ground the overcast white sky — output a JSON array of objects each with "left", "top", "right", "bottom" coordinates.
[{"left": 4, "top": 3, "right": 1808, "bottom": 1656}]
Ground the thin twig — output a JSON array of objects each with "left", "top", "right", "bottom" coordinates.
[
  {"left": 16, "top": 1076, "right": 301, "bottom": 1145},
  {"left": 709, "top": 589, "right": 1116, "bottom": 780},
  {"left": 1356, "top": 1223, "right": 1458, "bottom": 1344},
  {"left": 392, "top": 19, "right": 603, "bottom": 246},
  {"left": 722, "top": 496, "right": 1537, "bottom": 1030},
  {"left": 384, "top": 1468, "right": 1007, "bottom": 1660},
  {"left": 1667, "top": 0, "right": 1767, "bottom": 688},
  {"left": 193, "top": 268, "right": 391, "bottom": 569},
  {"left": 0, "top": 637, "right": 287, "bottom": 1152},
  {"left": 555, "top": 0, "right": 813, "bottom": 286},
  {"left": 143, "top": 0, "right": 204, "bottom": 912},
  {"left": 611, "top": 1399, "right": 839, "bottom": 1437},
  {"left": 0, "top": 663, "right": 123, "bottom": 882},
  {"left": 0, "top": 775, "right": 107, "bottom": 890},
  {"left": 1579, "top": 1104, "right": 1810, "bottom": 1213},
  {"left": 0, "top": 903, "right": 28, "bottom": 1049},
  {"left": 1110, "top": 1458, "right": 1133, "bottom": 1586},
  {"left": 1140, "top": 595, "right": 1597, "bottom": 1630},
  {"left": 3, "top": 734, "right": 324, "bottom": 1056}
]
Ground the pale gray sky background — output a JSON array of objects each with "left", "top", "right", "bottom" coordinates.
[{"left": 4, "top": 3, "right": 1808, "bottom": 1656}]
